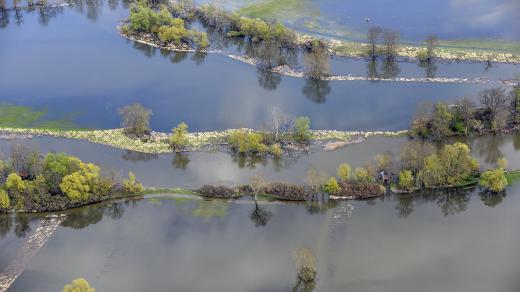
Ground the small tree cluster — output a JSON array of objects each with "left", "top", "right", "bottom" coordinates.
[
  {"left": 170, "top": 122, "right": 189, "bottom": 152},
  {"left": 118, "top": 103, "right": 153, "bottom": 138},
  {"left": 411, "top": 87, "right": 517, "bottom": 139},
  {"left": 0, "top": 146, "right": 143, "bottom": 212},
  {"left": 479, "top": 158, "right": 509, "bottom": 193}
]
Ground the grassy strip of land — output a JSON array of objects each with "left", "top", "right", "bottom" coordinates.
[
  {"left": 506, "top": 170, "right": 520, "bottom": 186},
  {"left": 0, "top": 127, "right": 407, "bottom": 154}
]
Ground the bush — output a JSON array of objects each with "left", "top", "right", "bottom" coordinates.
[
  {"left": 269, "top": 144, "right": 283, "bottom": 157},
  {"left": 60, "top": 163, "right": 100, "bottom": 202},
  {"left": 197, "top": 185, "right": 236, "bottom": 198},
  {"left": 262, "top": 183, "right": 308, "bottom": 200},
  {"left": 6, "top": 173, "right": 26, "bottom": 197},
  {"left": 62, "top": 278, "right": 95, "bottom": 292},
  {"left": 480, "top": 168, "right": 508, "bottom": 192},
  {"left": 123, "top": 171, "right": 143, "bottom": 194},
  {"left": 170, "top": 122, "right": 189, "bottom": 151},
  {"left": 336, "top": 163, "right": 351, "bottom": 181},
  {"left": 118, "top": 103, "right": 152, "bottom": 138},
  {"left": 228, "top": 130, "right": 268, "bottom": 154},
  {"left": 355, "top": 167, "right": 374, "bottom": 183},
  {"left": 337, "top": 181, "right": 384, "bottom": 199},
  {"left": 420, "top": 142, "right": 479, "bottom": 187},
  {"left": 0, "top": 189, "right": 9, "bottom": 209},
  {"left": 324, "top": 177, "right": 340, "bottom": 195},
  {"left": 398, "top": 170, "right": 414, "bottom": 191},
  {"left": 293, "top": 116, "right": 311, "bottom": 142}
]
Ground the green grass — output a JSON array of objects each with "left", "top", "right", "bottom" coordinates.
[
  {"left": 505, "top": 170, "right": 520, "bottom": 186},
  {"left": 438, "top": 39, "right": 520, "bottom": 54},
  {"left": 237, "top": 0, "right": 318, "bottom": 21},
  {"left": 140, "top": 187, "right": 199, "bottom": 196},
  {"left": 0, "top": 103, "right": 80, "bottom": 130}
]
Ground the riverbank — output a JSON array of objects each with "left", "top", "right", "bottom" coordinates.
[{"left": 0, "top": 127, "right": 407, "bottom": 154}]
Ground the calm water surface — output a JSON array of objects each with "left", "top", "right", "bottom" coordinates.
[
  {"left": 1, "top": 185, "right": 519, "bottom": 291},
  {"left": 0, "top": 2, "right": 517, "bottom": 132}
]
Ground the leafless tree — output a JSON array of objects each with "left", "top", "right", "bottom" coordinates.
[
  {"left": 269, "top": 106, "right": 293, "bottom": 142},
  {"left": 10, "top": 143, "right": 42, "bottom": 180},
  {"left": 367, "top": 26, "right": 382, "bottom": 58},
  {"left": 479, "top": 87, "right": 511, "bottom": 130},
  {"left": 425, "top": 34, "right": 439, "bottom": 60},
  {"left": 383, "top": 29, "right": 399, "bottom": 59}
]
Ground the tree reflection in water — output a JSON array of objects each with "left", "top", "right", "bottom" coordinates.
[
  {"left": 418, "top": 59, "right": 438, "bottom": 78},
  {"left": 232, "top": 153, "right": 268, "bottom": 169},
  {"left": 479, "top": 191, "right": 506, "bottom": 207},
  {"left": 0, "top": 213, "right": 13, "bottom": 239},
  {"left": 122, "top": 150, "right": 158, "bottom": 163},
  {"left": 380, "top": 56, "right": 401, "bottom": 79},
  {"left": 191, "top": 50, "right": 207, "bottom": 65},
  {"left": 257, "top": 68, "right": 282, "bottom": 91},
  {"left": 249, "top": 198, "right": 272, "bottom": 227},
  {"left": 302, "top": 78, "right": 331, "bottom": 104},
  {"left": 172, "top": 152, "right": 190, "bottom": 169}
]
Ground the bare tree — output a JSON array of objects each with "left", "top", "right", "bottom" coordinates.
[
  {"left": 118, "top": 103, "right": 153, "bottom": 137},
  {"left": 383, "top": 29, "right": 399, "bottom": 59},
  {"left": 367, "top": 26, "right": 382, "bottom": 58},
  {"left": 10, "top": 143, "right": 42, "bottom": 180},
  {"left": 479, "top": 87, "right": 511, "bottom": 130},
  {"left": 425, "top": 34, "right": 439, "bottom": 60},
  {"left": 269, "top": 106, "right": 292, "bottom": 142},
  {"left": 303, "top": 40, "right": 330, "bottom": 80}
]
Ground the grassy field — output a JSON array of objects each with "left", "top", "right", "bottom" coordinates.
[
  {"left": 237, "top": 0, "right": 318, "bottom": 22},
  {"left": 506, "top": 170, "right": 520, "bottom": 186},
  {"left": 0, "top": 103, "right": 80, "bottom": 130}
]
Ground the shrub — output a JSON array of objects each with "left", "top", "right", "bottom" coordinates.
[
  {"left": 324, "top": 177, "right": 340, "bottom": 195},
  {"left": 170, "top": 122, "right": 189, "bottom": 151},
  {"left": 60, "top": 163, "right": 100, "bottom": 202},
  {"left": 228, "top": 130, "right": 267, "bottom": 154},
  {"left": 118, "top": 103, "right": 152, "bottom": 138},
  {"left": 336, "top": 163, "right": 351, "bottom": 181},
  {"left": 269, "top": 144, "right": 283, "bottom": 157},
  {"left": 355, "top": 167, "right": 374, "bottom": 183},
  {"left": 197, "top": 185, "right": 236, "bottom": 198},
  {"left": 0, "top": 189, "right": 9, "bottom": 209},
  {"left": 398, "top": 170, "right": 414, "bottom": 191},
  {"left": 62, "top": 278, "right": 95, "bottom": 292},
  {"left": 416, "top": 50, "right": 429, "bottom": 62},
  {"left": 293, "top": 116, "right": 311, "bottom": 142},
  {"left": 497, "top": 157, "right": 508, "bottom": 169},
  {"left": 6, "top": 173, "right": 26, "bottom": 197},
  {"left": 420, "top": 142, "right": 479, "bottom": 187},
  {"left": 480, "top": 168, "right": 508, "bottom": 192},
  {"left": 123, "top": 172, "right": 143, "bottom": 194}
]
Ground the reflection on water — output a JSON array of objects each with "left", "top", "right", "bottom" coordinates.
[{"left": 2, "top": 185, "right": 520, "bottom": 291}]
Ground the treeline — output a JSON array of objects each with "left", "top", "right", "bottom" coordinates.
[
  {"left": 324, "top": 140, "right": 511, "bottom": 195},
  {"left": 410, "top": 85, "right": 520, "bottom": 140},
  {"left": 121, "top": 2, "right": 209, "bottom": 49},
  {"left": 0, "top": 144, "right": 143, "bottom": 212}
]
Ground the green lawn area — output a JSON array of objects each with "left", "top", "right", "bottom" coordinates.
[{"left": 237, "top": 0, "right": 318, "bottom": 21}]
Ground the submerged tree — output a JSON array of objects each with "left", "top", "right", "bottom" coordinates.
[
  {"left": 367, "top": 26, "right": 382, "bottom": 58},
  {"left": 479, "top": 87, "right": 511, "bottom": 131},
  {"left": 118, "top": 103, "right": 152, "bottom": 137},
  {"left": 302, "top": 79, "right": 331, "bottom": 103},
  {"left": 382, "top": 29, "right": 399, "bottom": 59},
  {"left": 303, "top": 40, "right": 330, "bottom": 80},
  {"left": 292, "top": 247, "right": 317, "bottom": 292}
]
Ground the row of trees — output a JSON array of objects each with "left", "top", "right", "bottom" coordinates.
[
  {"left": 411, "top": 85, "right": 520, "bottom": 140},
  {"left": 320, "top": 141, "right": 510, "bottom": 196},
  {"left": 0, "top": 144, "right": 142, "bottom": 212},
  {"left": 122, "top": 2, "right": 208, "bottom": 49}
]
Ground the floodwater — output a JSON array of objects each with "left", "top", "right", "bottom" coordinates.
[
  {"left": 0, "top": 1, "right": 517, "bottom": 132},
  {"left": 1, "top": 184, "right": 519, "bottom": 291}
]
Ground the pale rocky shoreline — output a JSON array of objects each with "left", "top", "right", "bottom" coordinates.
[
  {"left": 0, "top": 127, "right": 408, "bottom": 155},
  {"left": 122, "top": 30, "right": 495, "bottom": 85}
]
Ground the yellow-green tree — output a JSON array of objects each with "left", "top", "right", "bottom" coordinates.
[
  {"left": 336, "top": 163, "right": 351, "bottom": 182},
  {"left": 355, "top": 167, "right": 374, "bottom": 183},
  {"left": 324, "top": 177, "right": 340, "bottom": 195},
  {"left": 5, "top": 173, "right": 26, "bottom": 197},
  {"left": 123, "top": 171, "right": 143, "bottom": 193},
  {"left": 479, "top": 168, "right": 508, "bottom": 192},
  {"left": 62, "top": 278, "right": 95, "bottom": 292},
  {"left": 398, "top": 170, "right": 414, "bottom": 191},
  {"left": 60, "top": 163, "right": 100, "bottom": 202},
  {"left": 170, "top": 122, "right": 189, "bottom": 152},
  {"left": 0, "top": 189, "right": 9, "bottom": 209}
]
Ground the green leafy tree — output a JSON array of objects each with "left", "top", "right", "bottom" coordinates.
[
  {"left": 293, "top": 116, "right": 311, "bottom": 142},
  {"left": 6, "top": 173, "right": 26, "bottom": 197},
  {"left": 0, "top": 189, "right": 9, "bottom": 209},
  {"left": 170, "top": 122, "right": 189, "bottom": 151},
  {"left": 398, "top": 170, "right": 414, "bottom": 191},
  {"left": 336, "top": 163, "right": 352, "bottom": 182},
  {"left": 122, "top": 171, "right": 143, "bottom": 193},
  {"left": 324, "top": 177, "right": 340, "bottom": 195},
  {"left": 430, "top": 102, "right": 453, "bottom": 140},
  {"left": 42, "top": 153, "right": 82, "bottom": 195},
  {"left": 60, "top": 163, "right": 100, "bottom": 202},
  {"left": 420, "top": 142, "right": 479, "bottom": 187},
  {"left": 228, "top": 130, "right": 268, "bottom": 154},
  {"left": 479, "top": 168, "right": 508, "bottom": 193},
  {"left": 269, "top": 143, "right": 283, "bottom": 157},
  {"left": 355, "top": 167, "right": 374, "bottom": 183},
  {"left": 62, "top": 278, "right": 95, "bottom": 292}
]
